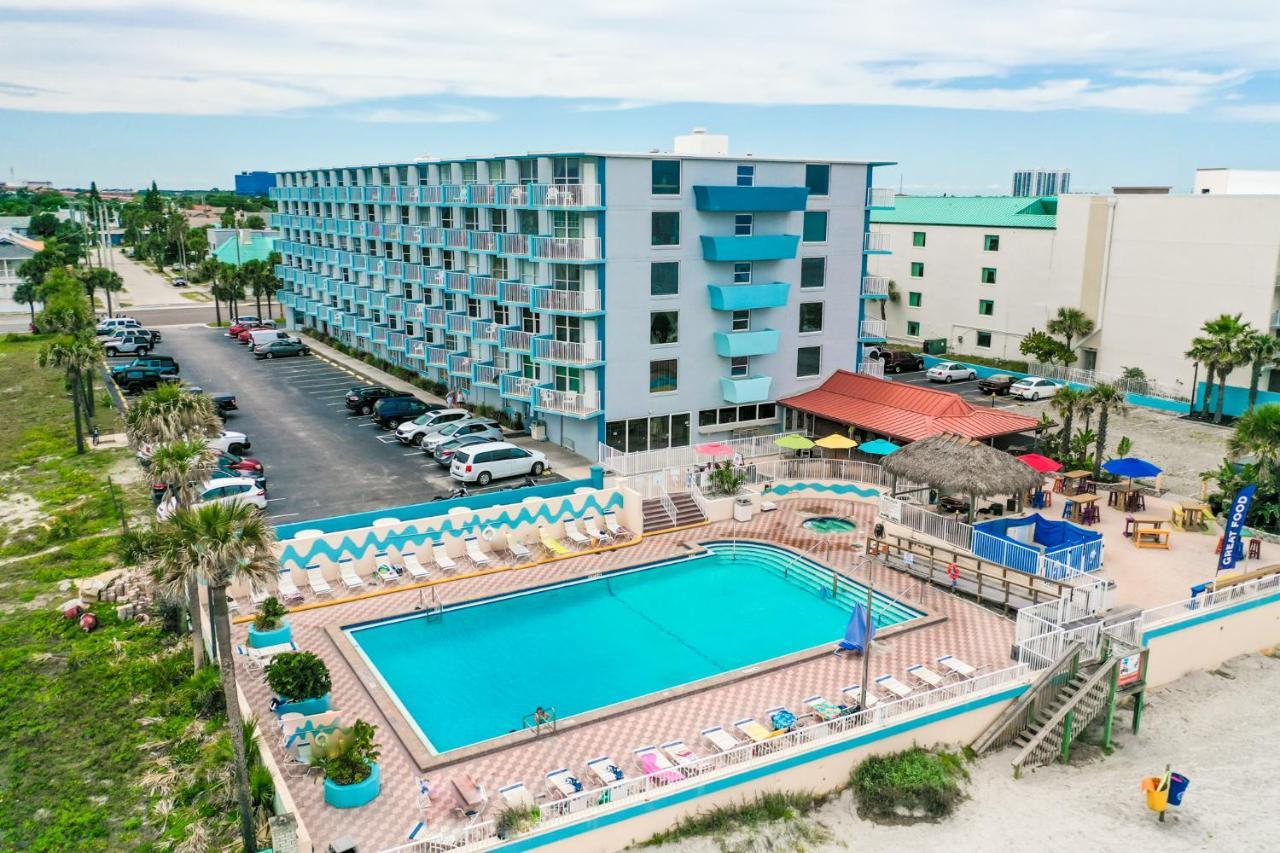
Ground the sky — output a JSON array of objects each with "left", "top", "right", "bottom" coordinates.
[{"left": 1, "top": 0, "right": 1279, "bottom": 193}]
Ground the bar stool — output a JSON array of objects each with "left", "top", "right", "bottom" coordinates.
[
  {"left": 1107, "top": 490, "right": 1120, "bottom": 508},
  {"left": 1249, "top": 538, "right": 1262, "bottom": 559},
  {"left": 1061, "top": 500, "right": 1074, "bottom": 520}
]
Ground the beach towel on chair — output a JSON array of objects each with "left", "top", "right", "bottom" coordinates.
[{"left": 771, "top": 710, "right": 797, "bottom": 731}]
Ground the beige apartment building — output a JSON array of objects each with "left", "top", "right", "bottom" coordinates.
[{"left": 870, "top": 192, "right": 1280, "bottom": 394}]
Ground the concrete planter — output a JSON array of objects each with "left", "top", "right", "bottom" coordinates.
[
  {"left": 246, "top": 621, "right": 291, "bottom": 648},
  {"left": 324, "top": 762, "right": 381, "bottom": 809},
  {"left": 274, "top": 693, "right": 331, "bottom": 717}
]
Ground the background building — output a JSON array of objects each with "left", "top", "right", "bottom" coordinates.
[
  {"left": 1193, "top": 168, "right": 1280, "bottom": 195},
  {"left": 0, "top": 231, "right": 42, "bottom": 314},
  {"left": 270, "top": 134, "right": 893, "bottom": 457},
  {"left": 1012, "top": 168, "right": 1070, "bottom": 197},
  {"left": 234, "top": 171, "right": 276, "bottom": 196}
]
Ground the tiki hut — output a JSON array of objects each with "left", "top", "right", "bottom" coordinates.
[{"left": 881, "top": 433, "right": 1044, "bottom": 521}]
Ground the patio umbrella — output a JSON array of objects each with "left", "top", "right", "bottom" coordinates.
[
  {"left": 1102, "top": 457, "right": 1162, "bottom": 479},
  {"left": 774, "top": 434, "right": 816, "bottom": 450},
  {"left": 815, "top": 434, "right": 858, "bottom": 450},
  {"left": 695, "top": 441, "right": 734, "bottom": 457},
  {"left": 1017, "top": 453, "right": 1062, "bottom": 474},
  {"left": 859, "top": 438, "right": 900, "bottom": 456}
]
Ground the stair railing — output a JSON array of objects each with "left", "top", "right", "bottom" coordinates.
[
  {"left": 656, "top": 490, "right": 677, "bottom": 529},
  {"left": 1010, "top": 653, "right": 1119, "bottom": 777},
  {"left": 971, "top": 640, "right": 1083, "bottom": 755}
]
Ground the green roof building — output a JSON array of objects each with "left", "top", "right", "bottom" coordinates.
[{"left": 871, "top": 196, "right": 1057, "bottom": 229}]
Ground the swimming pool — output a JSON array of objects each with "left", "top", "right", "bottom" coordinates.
[{"left": 345, "top": 541, "right": 924, "bottom": 754}]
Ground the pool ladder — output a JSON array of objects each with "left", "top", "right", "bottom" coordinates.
[{"left": 418, "top": 587, "right": 444, "bottom": 622}]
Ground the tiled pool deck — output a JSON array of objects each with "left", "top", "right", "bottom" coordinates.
[{"left": 236, "top": 499, "right": 1019, "bottom": 851}]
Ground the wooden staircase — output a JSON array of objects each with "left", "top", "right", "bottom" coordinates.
[{"left": 641, "top": 492, "right": 707, "bottom": 533}]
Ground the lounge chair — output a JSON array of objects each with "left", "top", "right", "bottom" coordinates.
[
  {"left": 546, "top": 767, "right": 584, "bottom": 798},
  {"left": 507, "top": 530, "right": 532, "bottom": 562},
  {"left": 937, "top": 655, "right": 977, "bottom": 678},
  {"left": 804, "top": 695, "right": 848, "bottom": 721},
  {"left": 906, "top": 664, "right": 946, "bottom": 689},
  {"left": 465, "top": 536, "right": 493, "bottom": 566},
  {"left": 763, "top": 706, "right": 801, "bottom": 732},
  {"left": 733, "top": 717, "right": 780, "bottom": 743},
  {"left": 840, "top": 684, "right": 879, "bottom": 710},
  {"left": 280, "top": 710, "right": 342, "bottom": 748},
  {"left": 760, "top": 499, "right": 779, "bottom": 512},
  {"left": 584, "top": 516, "right": 612, "bottom": 544},
  {"left": 338, "top": 557, "right": 365, "bottom": 591},
  {"left": 538, "top": 525, "right": 571, "bottom": 556},
  {"left": 586, "top": 756, "right": 625, "bottom": 786},
  {"left": 235, "top": 640, "right": 296, "bottom": 670},
  {"left": 603, "top": 511, "right": 631, "bottom": 539},
  {"left": 633, "top": 745, "right": 683, "bottom": 783},
  {"left": 304, "top": 564, "right": 332, "bottom": 597},
  {"left": 406, "top": 821, "right": 428, "bottom": 842},
  {"left": 701, "top": 725, "right": 743, "bottom": 753},
  {"left": 374, "top": 551, "right": 402, "bottom": 584},
  {"left": 431, "top": 541, "right": 457, "bottom": 572},
  {"left": 275, "top": 570, "right": 304, "bottom": 604},
  {"left": 563, "top": 518, "right": 591, "bottom": 548},
  {"left": 404, "top": 550, "right": 430, "bottom": 580},
  {"left": 498, "top": 782, "right": 536, "bottom": 809},
  {"left": 282, "top": 742, "right": 321, "bottom": 778},
  {"left": 659, "top": 740, "right": 701, "bottom": 767},
  {"left": 876, "top": 674, "right": 915, "bottom": 700},
  {"left": 416, "top": 777, "right": 433, "bottom": 811},
  {"left": 249, "top": 585, "right": 269, "bottom": 606}
]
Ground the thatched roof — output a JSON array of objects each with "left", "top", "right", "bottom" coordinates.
[{"left": 880, "top": 433, "right": 1044, "bottom": 497}]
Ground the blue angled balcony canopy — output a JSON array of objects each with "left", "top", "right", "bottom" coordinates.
[
  {"left": 701, "top": 234, "right": 801, "bottom": 262},
  {"left": 707, "top": 282, "right": 790, "bottom": 311},
  {"left": 693, "top": 185, "right": 809, "bottom": 212}
]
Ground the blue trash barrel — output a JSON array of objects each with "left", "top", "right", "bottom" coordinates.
[{"left": 1168, "top": 773, "right": 1190, "bottom": 806}]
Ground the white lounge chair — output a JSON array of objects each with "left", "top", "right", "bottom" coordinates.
[
  {"left": 498, "top": 782, "right": 536, "bottom": 809},
  {"left": 275, "top": 570, "right": 305, "bottom": 604},
  {"left": 304, "top": 564, "right": 332, "bottom": 597},
  {"left": 804, "top": 694, "right": 847, "bottom": 721},
  {"left": 634, "top": 745, "right": 683, "bottom": 783},
  {"left": 876, "top": 674, "right": 915, "bottom": 700},
  {"left": 507, "top": 530, "right": 532, "bottom": 561},
  {"left": 734, "top": 717, "right": 779, "bottom": 743},
  {"left": 585, "top": 756, "right": 625, "bottom": 786},
  {"left": 546, "top": 767, "right": 584, "bottom": 798},
  {"left": 701, "top": 726, "right": 743, "bottom": 753},
  {"left": 659, "top": 739, "right": 700, "bottom": 767},
  {"left": 603, "top": 511, "right": 631, "bottom": 539},
  {"left": 937, "top": 655, "right": 977, "bottom": 678},
  {"left": 236, "top": 640, "right": 296, "bottom": 670},
  {"left": 538, "top": 525, "right": 571, "bottom": 556},
  {"left": 465, "top": 536, "right": 492, "bottom": 566},
  {"left": 563, "top": 518, "right": 591, "bottom": 548},
  {"left": 906, "top": 664, "right": 945, "bottom": 689},
  {"left": 415, "top": 777, "right": 433, "bottom": 812},
  {"left": 404, "top": 551, "right": 430, "bottom": 580},
  {"left": 338, "top": 557, "right": 365, "bottom": 591},
  {"left": 431, "top": 541, "right": 457, "bottom": 572},
  {"left": 841, "top": 684, "right": 879, "bottom": 709},
  {"left": 249, "top": 585, "right": 269, "bottom": 606},
  {"left": 584, "top": 516, "right": 611, "bottom": 544},
  {"left": 373, "top": 550, "right": 402, "bottom": 584}
]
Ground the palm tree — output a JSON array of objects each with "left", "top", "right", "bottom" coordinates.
[
  {"left": 38, "top": 336, "right": 99, "bottom": 453},
  {"left": 14, "top": 281, "right": 40, "bottom": 327},
  {"left": 1185, "top": 335, "right": 1215, "bottom": 418},
  {"left": 1047, "top": 307, "right": 1095, "bottom": 353},
  {"left": 1228, "top": 404, "right": 1280, "bottom": 487},
  {"left": 264, "top": 251, "right": 282, "bottom": 321},
  {"left": 197, "top": 257, "right": 224, "bottom": 325},
  {"left": 149, "top": 438, "right": 218, "bottom": 670},
  {"left": 1241, "top": 332, "right": 1280, "bottom": 412},
  {"left": 1050, "top": 386, "right": 1086, "bottom": 460},
  {"left": 1200, "top": 313, "right": 1253, "bottom": 424},
  {"left": 154, "top": 501, "right": 276, "bottom": 853},
  {"left": 879, "top": 279, "right": 898, "bottom": 322},
  {"left": 1087, "top": 383, "right": 1127, "bottom": 475},
  {"left": 124, "top": 382, "right": 222, "bottom": 447}
]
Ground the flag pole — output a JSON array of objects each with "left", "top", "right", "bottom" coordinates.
[{"left": 860, "top": 558, "right": 876, "bottom": 711}]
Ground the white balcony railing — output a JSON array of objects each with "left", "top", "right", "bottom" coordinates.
[
  {"left": 444, "top": 271, "right": 471, "bottom": 293},
  {"left": 499, "top": 280, "right": 531, "bottom": 305},
  {"left": 444, "top": 228, "right": 470, "bottom": 249},
  {"left": 473, "top": 363, "right": 503, "bottom": 386},
  {"left": 529, "top": 235, "right": 602, "bottom": 262},
  {"left": 448, "top": 354, "right": 472, "bottom": 375},
  {"left": 422, "top": 307, "right": 446, "bottom": 327},
  {"left": 857, "top": 359, "right": 886, "bottom": 379},
  {"left": 500, "top": 373, "right": 535, "bottom": 399},
  {"left": 531, "top": 287, "right": 602, "bottom": 314},
  {"left": 499, "top": 328, "right": 534, "bottom": 351},
  {"left": 471, "top": 321, "right": 499, "bottom": 343},
  {"left": 859, "top": 319, "right": 887, "bottom": 339},
  {"left": 536, "top": 387, "right": 602, "bottom": 416},
  {"left": 469, "top": 184, "right": 497, "bottom": 205},
  {"left": 861, "top": 275, "right": 890, "bottom": 296},
  {"left": 470, "top": 276, "right": 500, "bottom": 299},
  {"left": 867, "top": 187, "right": 896, "bottom": 208},
  {"left": 497, "top": 183, "right": 602, "bottom": 208},
  {"left": 533, "top": 336, "right": 602, "bottom": 364},
  {"left": 864, "top": 231, "right": 891, "bottom": 253},
  {"left": 424, "top": 346, "right": 450, "bottom": 367},
  {"left": 469, "top": 230, "right": 497, "bottom": 253},
  {"left": 445, "top": 313, "right": 472, "bottom": 335},
  {"left": 497, "top": 232, "right": 531, "bottom": 256}
]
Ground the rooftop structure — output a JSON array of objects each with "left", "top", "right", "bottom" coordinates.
[{"left": 1193, "top": 167, "right": 1280, "bottom": 196}]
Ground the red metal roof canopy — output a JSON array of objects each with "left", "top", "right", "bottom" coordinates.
[{"left": 779, "top": 370, "right": 1040, "bottom": 442}]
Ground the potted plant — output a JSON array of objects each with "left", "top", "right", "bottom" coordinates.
[
  {"left": 247, "top": 596, "right": 291, "bottom": 648},
  {"left": 264, "top": 651, "right": 332, "bottom": 716},
  {"left": 496, "top": 804, "right": 541, "bottom": 839},
  {"left": 314, "top": 720, "right": 382, "bottom": 809}
]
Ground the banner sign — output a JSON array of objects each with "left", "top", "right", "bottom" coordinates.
[{"left": 1218, "top": 485, "right": 1256, "bottom": 572}]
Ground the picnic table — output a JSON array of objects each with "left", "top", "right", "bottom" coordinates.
[
  {"left": 1108, "top": 482, "right": 1146, "bottom": 511},
  {"left": 1061, "top": 470, "right": 1092, "bottom": 495},
  {"left": 1134, "top": 524, "right": 1171, "bottom": 549},
  {"left": 1066, "top": 492, "right": 1099, "bottom": 523},
  {"left": 1125, "top": 513, "right": 1165, "bottom": 537},
  {"left": 1181, "top": 501, "right": 1211, "bottom": 528}
]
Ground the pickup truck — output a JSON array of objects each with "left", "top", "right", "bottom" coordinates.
[
  {"left": 113, "top": 366, "right": 179, "bottom": 394},
  {"left": 111, "top": 355, "right": 180, "bottom": 378}
]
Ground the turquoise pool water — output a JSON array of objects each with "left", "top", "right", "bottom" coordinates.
[
  {"left": 802, "top": 516, "right": 858, "bottom": 534},
  {"left": 345, "top": 541, "right": 923, "bottom": 753}
]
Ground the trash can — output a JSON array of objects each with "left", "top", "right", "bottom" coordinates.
[
  {"left": 734, "top": 497, "right": 753, "bottom": 523},
  {"left": 1167, "top": 773, "right": 1190, "bottom": 806},
  {"left": 531, "top": 421, "right": 547, "bottom": 441},
  {"left": 1141, "top": 777, "right": 1169, "bottom": 812}
]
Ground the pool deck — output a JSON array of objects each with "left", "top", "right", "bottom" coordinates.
[{"left": 236, "top": 499, "right": 1017, "bottom": 852}]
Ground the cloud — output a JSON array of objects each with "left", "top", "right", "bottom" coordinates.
[
  {"left": 357, "top": 106, "right": 497, "bottom": 124},
  {"left": 1218, "top": 103, "right": 1280, "bottom": 121},
  {"left": 0, "top": 1, "right": 1274, "bottom": 117}
]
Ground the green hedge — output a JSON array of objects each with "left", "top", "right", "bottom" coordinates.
[{"left": 850, "top": 747, "right": 969, "bottom": 821}]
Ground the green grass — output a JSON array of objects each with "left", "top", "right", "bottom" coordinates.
[
  {"left": 850, "top": 747, "right": 969, "bottom": 821},
  {"left": 642, "top": 791, "right": 831, "bottom": 847}
]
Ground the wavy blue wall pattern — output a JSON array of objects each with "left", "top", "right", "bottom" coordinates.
[
  {"left": 765, "top": 482, "right": 880, "bottom": 499},
  {"left": 279, "top": 491, "right": 626, "bottom": 570}
]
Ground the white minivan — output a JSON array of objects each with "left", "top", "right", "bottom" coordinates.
[
  {"left": 247, "top": 329, "right": 291, "bottom": 351},
  {"left": 95, "top": 316, "right": 140, "bottom": 337},
  {"left": 450, "top": 441, "right": 546, "bottom": 486}
]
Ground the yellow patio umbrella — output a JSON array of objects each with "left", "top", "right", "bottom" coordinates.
[{"left": 814, "top": 434, "right": 858, "bottom": 450}]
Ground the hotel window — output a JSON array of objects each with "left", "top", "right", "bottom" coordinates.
[
  {"left": 651, "top": 262, "right": 679, "bottom": 296},
  {"left": 906, "top": 321, "right": 921, "bottom": 337},
  {"left": 976, "top": 331, "right": 993, "bottom": 348},
  {"left": 910, "top": 261, "right": 924, "bottom": 277},
  {"left": 553, "top": 315, "right": 582, "bottom": 342},
  {"left": 908, "top": 291, "right": 922, "bottom": 307},
  {"left": 606, "top": 413, "right": 689, "bottom": 453},
  {"left": 984, "top": 234, "right": 1000, "bottom": 252},
  {"left": 652, "top": 160, "right": 681, "bottom": 195},
  {"left": 799, "top": 302, "right": 824, "bottom": 333},
  {"left": 736, "top": 165, "right": 755, "bottom": 187},
  {"left": 517, "top": 209, "right": 538, "bottom": 235},
  {"left": 553, "top": 366, "right": 582, "bottom": 393},
  {"left": 463, "top": 208, "right": 479, "bottom": 231},
  {"left": 802, "top": 211, "right": 828, "bottom": 243},
  {"left": 490, "top": 208, "right": 507, "bottom": 232},
  {"left": 913, "top": 231, "right": 927, "bottom": 248},
  {"left": 979, "top": 299, "right": 995, "bottom": 316},
  {"left": 650, "top": 310, "right": 679, "bottom": 345},
  {"left": 805, "top": 164, "right": 830, "bottom": 196},
  {"left": 552, "top": 211, "right": 582, "bottom": 238},
  {"left": 651, "top": 211, "right": 680, "bottom": 246},
  {"left": 552, "top": 157, "right": 581, "bottom": 184},
  {"left": 552, "top": 264, "right": 581, "bottom": 290},
  {"left": 731, "top": 310, "right": 750, "bottom": 332},
  {"left": 981, "top": 267, "right": 998, "bottom": 284},
  {"left": 488, "top": 160, "right": 505, "bottom": 182},
  {"left": 734, "top": 214, "right": 753, "bottom": 236},
  {"left": 730, "top": 356, "right": 750, "bottom": 377},
  {"left": 461, "top": 162, "right": 478, "bottom": 184},
  {"left": 517, "top": 159, "right": 536, "bottom": 185},
  {"left": 491, "top": 256, "right": 508, "bottom": 280},
  {"left": 801, "top": 257, "right": 825, "bottom": 288},
  {"left": 493, "top": 303, "right": 509, "bottom": 326},
  {"left": 796, "top": 345, "right": 822, "bottom": 377},
  {"left": 733, "top": 262, "right": 752, "bottom": 284},
  {"left": 650, "top": 359, "right": 678, "bottom": 393}
]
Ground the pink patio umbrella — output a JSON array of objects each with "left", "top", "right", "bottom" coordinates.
[
  {"left": 1017, "top": 453, "right": 1063, "bottom": 473},
  {"left": 695, "top": 442, "right": 735, "bottom": 458}
]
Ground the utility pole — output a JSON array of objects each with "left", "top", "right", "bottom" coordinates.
[{"left": 860, "top": 563, "right": 875, "bottom": 711}]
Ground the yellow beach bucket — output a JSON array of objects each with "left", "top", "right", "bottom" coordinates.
[{"left": 1141, "top": 776, "right": 1169, "bottom": 812}]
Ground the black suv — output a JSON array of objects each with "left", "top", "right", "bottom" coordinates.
[
  {"left": 115, "top": 366, "right": 178, "bottom": 394},
  {"left": 111, "top": 355, "right": 180, "bottom": 378},
  {"left": 371, "top": 396, "right": 431, "bottom": 429},
  {"left": 880, "top": 351, "right": 925, "bottom": 374},
  {"left": 345, "top": 385, "right": 413, "bottom": 414}
]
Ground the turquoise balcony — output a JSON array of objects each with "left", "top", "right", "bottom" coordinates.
[
  {"left": 720, "top": 375, "right": 773, "bottom": 404},
  {"left": 693, "top": 185, "right": 808, "bottom": 212},
  {"left": 701, "top": 234, "right": 800, "bottom": 262},
  {"left": 708, "top": 282, "right": 790, "bottom": 311},
  {"left": 714, "top": 328, "right": 781, "bottom": 358}
]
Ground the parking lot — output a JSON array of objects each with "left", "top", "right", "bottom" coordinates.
[
  {"left": 885, "top": 365, "right": 1037, "bottom": 409},
  {"left": 108, "top": 324, "right": 565, "bottom": 523}
]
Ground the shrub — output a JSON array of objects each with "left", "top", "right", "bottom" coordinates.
[
  {"left": 184, "top": 665, "right": 226, "bottom": 718},
  {"left": 643, "top": 791, "right": 826, "bottom": 846},
  {"left": 850, "top": 747, "right": 968, "bottom": 821},
  {"left": 496, "top": 804, "right": 541, "bottom": 838},
  {"left": 264, "top": 651, "right": 331, "bottom": 701},
  {"left": 252, "top": 597, "right": 287, "bottom": 632},
  {"left": 313, "top": 720, "right": 380, "bottom": 786}
]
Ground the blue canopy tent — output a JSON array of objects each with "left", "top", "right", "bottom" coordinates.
[{"left": 973, "top": 512, "right": 1104, "bottom": 576}]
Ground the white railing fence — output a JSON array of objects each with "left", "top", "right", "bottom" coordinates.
[
  {"left": 1143, "top": 571, "right": 1280, "bottom": 627},
  {"left": 657, "top": 490, "right": 678, "bottom": 528},
  {"left": 688, "top": 482, "right": 710, "bottom": 518},
  {"left": 599, "top": 430, "right": 793, "bottom": 477},
  {"left": 879, "top": 496, "right": 975, "bottom": 551},
  {"left": 1025, "top": 360, "right": 1190, "bottom": 403}
]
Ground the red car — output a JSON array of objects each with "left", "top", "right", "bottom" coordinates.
[{"left": 227, "top": 320, "right": 274, "bottom": 338}]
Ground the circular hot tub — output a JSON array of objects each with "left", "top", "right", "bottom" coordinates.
[{"left": 802, "top": 516, "right": 857, "bottom": 534}]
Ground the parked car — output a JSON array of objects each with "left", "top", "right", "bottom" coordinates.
[
  {"left": 880, "top": 351, "right": 925, "bottom": 374},
  {"left": 136, "top": 430, "right": 250, "bottom": 466},
  {"left": 394, "top": 407, "right": 468, "bottom": 446},
  {"left": 371, "top": 396, "right": 433, "bottom": 429},
  {"left": 172, "top": 277, "right": 188, "bottom": 287},
  {"left": 926, "top": 361, "right": 977, "bottom": 384},
  {"left": 216, "top": 451, "right": 263, "bottom": 474},
  {"left": 228, "top": 319, "right": 273, "bottom": 338},
  {"left": 152, "top": 467, "right": 265, "bottom": 505},
  {"left": 114, "top": 366, "right": 178, "bottom": 394},
  {"left": 450, "top": 441, "right": 546, "bottom": 486},
  {"left": 862, "top": 345, "right": 884, "bottom": 360},
  {"left": 254, "top": 339, "right": 310, "bottom": 359},
  {"left": 180, "top": 384, "right": 238, "bottom": 415},
  {"left": 156, "top": 476, "right": 266, "bottom": 520},
  {"left": 421, "top": 418, "right": 503, "bottom": 453},
  {"left": 345, "top": 385, "right": 413, "bottom": 414},
  {"left": 431, "top": 433, "right": 492, "bottom": 467},
  {"left": 978, "top": 374, "right": 1016, "bottom": 395},
  {"left": 247, "top": 329, "right": 291, "bottom": 351},
  {"left": 95, "top": 316, "right": 140, "bottom": 337},
  {"left": 1009, "top": 376, "right": 1061, "bottom": 401},
  {"left": 103, "top": 333, "right": 154, "bottom": 357},
  {"left": 111, "top": 355, "right": 179, "bottom": 378},
  {"left": 235, "top": 323, "right": 276, "bottom": 343}
]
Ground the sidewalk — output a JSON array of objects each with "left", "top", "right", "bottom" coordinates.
[{"left": 294, "top": 332, "right": 597, "bottom": 480}]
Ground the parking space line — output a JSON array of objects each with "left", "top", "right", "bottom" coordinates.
[
  {"left": 264, "top": 497, "right": 288, "bottom": 503},
  {"left": 356, "top": 422, "right": 378, "bottom": 427},
  {"left": 267, "top": 513, "right": 300, "bottom": 520}
]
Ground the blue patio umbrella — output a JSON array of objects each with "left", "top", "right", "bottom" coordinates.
[
  {"left": 860, "top": 438, "right": 900, "bottom": 456},
  {"left": 837, "top": 604, "right": 876, "bottom": 653},
  {"left": 1102, "top": 457, "right": 1162, "bottom": 479}
]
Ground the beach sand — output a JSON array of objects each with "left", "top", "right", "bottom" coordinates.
[{"left": 656, "top": 652, "right": 1280, "bottom": 853}]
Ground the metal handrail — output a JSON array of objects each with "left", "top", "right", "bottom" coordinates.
[{"left": 971, "top": 640, "right": 1082, "bottom": 755}]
